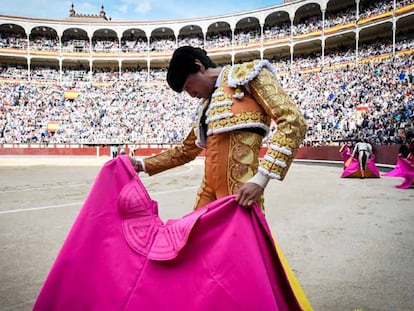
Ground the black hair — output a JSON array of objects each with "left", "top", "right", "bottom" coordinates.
[{"left": 166, "top": 46, "right": 217, "bottom": 93}]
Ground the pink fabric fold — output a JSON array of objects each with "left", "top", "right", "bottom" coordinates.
[
  {"left": 383, "top": 156, "right": 414, "bottom": 189},
  {"left": 33, "top": 155, "right": 304, "bottom": 311}
]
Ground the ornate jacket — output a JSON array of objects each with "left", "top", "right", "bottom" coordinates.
[{"left": 144, "top": 60, "right": 306, "bottom": 181}]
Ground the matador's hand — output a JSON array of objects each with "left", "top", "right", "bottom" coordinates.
[
  {"left": 129, "top": 156, "right": 144, "bottom": 172},
  {"left": 235, "top": 182, "right": 264, "bottom": 208}
]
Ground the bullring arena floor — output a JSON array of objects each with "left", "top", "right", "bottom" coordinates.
[{"left": 0, "top": 156, "right": 413, "bottom": 311}]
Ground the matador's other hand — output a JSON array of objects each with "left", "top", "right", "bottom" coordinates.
[
  {"left": 129, "top": 156, "right": 144, "bottom": 172},
  {"left": 235, "top": 182, "right": 264, "bottom": 208}
]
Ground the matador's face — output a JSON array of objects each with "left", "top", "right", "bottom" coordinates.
[{"left": 183, "top": 60, "right": 212, "bottom": 99}]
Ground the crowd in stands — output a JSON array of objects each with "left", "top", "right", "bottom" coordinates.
[
  {"left": 286, "top": 53, "right": 413, "bottom": 146},
  {"left": 0, "top": 80, "right": 200, "bottom": 145},
  {"left": 0, "top": 46, "right": 412, "bottom": 147},
  {"left": 1, "top": 36, "right": 412, "bottom": 84},
  {"left": 1, "top": 0, "right": 412, "bottom": 53},
  {"left": 0, "top": 0, "right": 413, "bottom": 147}
]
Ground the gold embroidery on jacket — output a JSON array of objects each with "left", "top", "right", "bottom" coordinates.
[
  {"left": 195, "top": 60, "right": 306, "bottom": 181},
  {"left": 248, "top": 66, "right": 307, "bottom": 180},
  {"left": 227, "top": 131, "right": 264, "bottom": 209}
]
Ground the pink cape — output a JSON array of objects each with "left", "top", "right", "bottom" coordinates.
[
  {"left": 339, "top": 144, "right": 380, "bottom": 178},
  {"left": 383, "top": 155, "right": 414, "bottom": 189},
  {"left": 33, "top": 156, "right": 307, "bottom": 310}
]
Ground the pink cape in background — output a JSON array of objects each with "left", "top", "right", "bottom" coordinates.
[
  {"left": 339, "top": 144, "right": 380, "bottom": 178},
  {"left": 33, "top": 156, "right": 312, "bottom": 311},
  {"left": 383, "top": 155, "right": 414, "bottom": 189}
]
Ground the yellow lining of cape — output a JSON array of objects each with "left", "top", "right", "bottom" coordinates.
[{"left": 273, "top": 236, "right": 314, "bottom": 311}]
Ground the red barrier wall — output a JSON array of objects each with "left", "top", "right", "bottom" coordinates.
[
  {"left": 0, "top": 147, "right": 101, "bottom": 156},
  {"left": 0, "top": 144, "right": 400, "bottom": 165}
]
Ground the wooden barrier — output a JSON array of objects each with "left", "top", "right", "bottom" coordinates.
[{"left": 0, "top": 144, "right": 400, "bottom": 165}]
